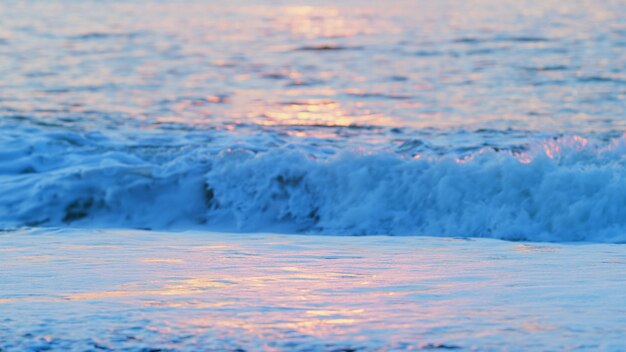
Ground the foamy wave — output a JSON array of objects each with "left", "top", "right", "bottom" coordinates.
[{"left": 2, "top": 128, "right": 626, "bottom": 243}]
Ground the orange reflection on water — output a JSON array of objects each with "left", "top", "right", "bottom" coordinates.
[
  {"left": 514, "top": 244, "right": 557, "bottom": 254},
  {"left": 255, "top": 99, "right": 396, "bottom": 128},
  {"left": 260, "top": 100, "right": 350, "bottom": 126},
  {"left": 66, "top": 278, "right": 230, "bottom": 301}
]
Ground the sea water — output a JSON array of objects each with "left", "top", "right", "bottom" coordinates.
[
  {"left": 1, "top": 229, "right": 625, "bottom": 351},
  {"left": 1, "top": 0, "right": 625, "bottom": 350},
  {"left": 3, "top": 0, "right": 626, "bottom": 241}
]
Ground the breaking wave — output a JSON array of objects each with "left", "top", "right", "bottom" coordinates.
[{"left": 2, "top": 126, "right": 626, "bottom": 243}]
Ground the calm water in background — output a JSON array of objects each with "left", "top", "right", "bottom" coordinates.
[{"left": 3, "top": 0, "right": 626, "bottom": 133}]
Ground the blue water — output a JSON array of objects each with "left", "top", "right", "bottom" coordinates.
[{"left": 2, "top": 0, "right": 626, "bottom": 242}]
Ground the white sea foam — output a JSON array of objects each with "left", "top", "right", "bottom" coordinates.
[{"left": 2, "top": 125, "right": 626, "bottom": 243}]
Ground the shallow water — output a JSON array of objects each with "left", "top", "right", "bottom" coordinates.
[
  {"left": 2, "top": 1, "right": 626, "bottom": 240},
  {"left": 1, "top": 229, "right": 625, "bottom": 351}
]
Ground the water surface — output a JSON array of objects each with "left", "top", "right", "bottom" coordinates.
[{"left": 1, "top": 229, "right": 625, "bottom": 351}]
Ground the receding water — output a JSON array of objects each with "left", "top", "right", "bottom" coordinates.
[{"left": 1, "top": 229, "right": 625, "bottom": 351}]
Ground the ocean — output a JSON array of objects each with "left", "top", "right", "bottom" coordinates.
[{"left": 1, "top": 0, "right": 625, "bottom": 350}]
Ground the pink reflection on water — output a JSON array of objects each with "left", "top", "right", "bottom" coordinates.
[
  {"left": 279, "top": 6, "right": 383, "bottom": 39},
  {"left": 259, "top": 100, "right": 350, "bottom": 127},
  {"left": 543, "top": 135, "right": 589, "bottom": 159},
  {"left": 52, "top": 236, "right": 483, "bottom": 348}
]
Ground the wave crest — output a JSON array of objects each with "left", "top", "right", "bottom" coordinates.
[{"left": 2, "top": 131, "right": 626, "bottom": 243}]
